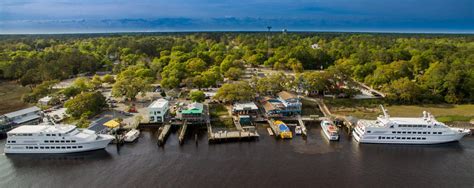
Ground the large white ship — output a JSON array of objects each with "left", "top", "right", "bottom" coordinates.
[
  {"left": 4, "top": 124, "right": 114, "bottom": 154},
  {"left": 353, "top": 105, "right": 471, "bottom": 144}
]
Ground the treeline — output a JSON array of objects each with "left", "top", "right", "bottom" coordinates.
[{"left": 0, "top": 32, "right": 472, "bottom": 104}]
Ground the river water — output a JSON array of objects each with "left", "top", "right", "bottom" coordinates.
[{"left": 0, "top": 125, "right": 473, "bottom": 188}]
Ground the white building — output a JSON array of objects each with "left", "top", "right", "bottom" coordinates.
[
  {"left": 38, "top": 96, "right": 52, "bottom": 106},
  {"left": 3, "top": 106, "right": 42, "bottom": 125},
  {"left": 148, "top": 99, "right": 169, "bottom": 123}
]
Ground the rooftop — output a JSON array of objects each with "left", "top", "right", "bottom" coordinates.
[
  {"left": 233, "top": 102, "right": 258, "bottom": 111},
  {"left": 3, "top": 106, "right": 41, "bottom": 118},
  {"left": 277, "top": 91, "right": 297, "bottom": 101},
  {"left": 181, "top": 102, "right": 203, "bottom": 114},
  {"left": 9, "top": 124, "right": 75, "bottom": 134},
  {"left": 148, "top": 98, "right": 169, "bottom": 109}
]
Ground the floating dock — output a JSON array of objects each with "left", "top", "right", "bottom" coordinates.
[
  {"left": 267, "top": 128, "right": 274, "bottom": 136},
  {"left": 208, "top": 130, "right": 259, "bottom": 143},
  {"left": 296, "top": 115, "right": 308, "bottom": 136},
  {"left": 267, "top": 119, "right": 280, "bottom": 137}
]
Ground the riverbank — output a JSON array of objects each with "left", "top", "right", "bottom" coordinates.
[
  {"left": 0, "top": 81, "right": 31, "bottom": 114},
  {"left": 326, "top": 98, "right": 474, "bottom": 124}
]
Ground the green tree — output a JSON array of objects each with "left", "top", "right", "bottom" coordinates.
[
  {"left": 224, "top": 67, "right": 243, "bottom": 81},
  {"left": 64, "top": 92, "right": 107, "bottom": 119},
  {"left": 215, "top": 81, "right": 254, "bottom": 102},
  {"left": 189, "top": 90, "right": 206, "bottom": 102}
]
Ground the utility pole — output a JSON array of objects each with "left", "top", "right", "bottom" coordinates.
[{"left": 266, "top": 26, "right": 272, "bottom": 58}]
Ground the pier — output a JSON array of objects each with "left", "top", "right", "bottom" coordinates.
[
  {"left": 296, "top": 115, "right": 308, "bottom": 136},
  {"left": 208, "top": 130, "right": 259, "bottom": 143},
  {"left": 157, "top": 124, "right": 171, "bottom": 146},
  {"left": 267, "top": 119, "right": 280, "bottom": 137},
  {"left": 178, "top": 121, "right": 188, "bottom": 145}
]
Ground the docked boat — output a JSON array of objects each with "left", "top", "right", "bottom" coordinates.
[
  {"left": 123, "top": 129, "right": 140, "bottom": 142},
  {"left": 275, "top": 120, "right": 292, "bottom": 139},
  {"left": 321, "top": 120, "right": 340, "bottom": 141},
  {"left": 353, "top": 105, "right": 471, "bottom": 144},
  {"left": 4, "top": 124, "right": 114, "bottom": 154},
  {"left": 295, "top": 126, "right": 302, "bottom": 135}
]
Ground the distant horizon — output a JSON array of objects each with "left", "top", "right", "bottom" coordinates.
[{"left": 1, "top": 0, "right": 472, "bottom": 35}]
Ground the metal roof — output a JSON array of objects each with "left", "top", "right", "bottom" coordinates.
[{"left": 3, "top": 106, "right": 41, "bottom": 118}]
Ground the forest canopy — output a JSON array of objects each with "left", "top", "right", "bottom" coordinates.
[{"left": 0, "top": 32, "right": 472, "bottom": 104}]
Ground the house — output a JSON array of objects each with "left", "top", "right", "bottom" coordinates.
[
  {"left": 277, "top": 91, "right": 302, "bottom": 115},
  {"left": 38, "top": 96, "right": 52, "bottom": 106},
  {"left": 148, "top": 98, "right": 169, "bottom": 123},
  {"left": 2, "top": 106, "right": 42, "bottom": 125},
  {"left": 261, "top": 91, "right": 302, "bottom": 117},
  {"left": 177, "top": 102, "right": 205, "bottom": 123},
  {"left": 232, "top": 102, "right": 259, "bottom": 118}
]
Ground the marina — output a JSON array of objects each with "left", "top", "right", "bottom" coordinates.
[{"left": 0, "top": 125, "right": 472, "bottom": 188}]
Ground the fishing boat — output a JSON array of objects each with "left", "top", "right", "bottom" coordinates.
[
  {"left": 321, "top": 120, "right": 340, "bottom": 141},
  {"left": 275, "top": 120, "right": 292, "bottom": 139},
  {"left": 123, "top": 129, "right": 140, "bottom": 142}
]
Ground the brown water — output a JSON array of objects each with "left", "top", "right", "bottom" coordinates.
[{"left": 0, "top": 126, "right": 473, "bottom": 188}]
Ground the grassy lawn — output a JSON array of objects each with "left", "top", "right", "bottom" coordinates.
[
  {"left": 211, "top": 118, "right": 235, "bottom": 128},
  {"left": 209, "top": 103, "right": 229, "bottom": 118},
  {"left": 301, "top": 98, "right": 323, "bottom": 116},
  {"left": 0, "top": 81, "right": 32, "bottom": 114},
  {"left": 325, "top": 98, "right": 474, "bottom": 123}
]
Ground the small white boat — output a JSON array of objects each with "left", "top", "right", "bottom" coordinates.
[
  {"left": 321, "top": 120, "right": 340, "bottom": 141},
  {"left": 123, "top": 129, "right": 140, "bottom": 142},
  {"left": 295, "top": 126, "right": 302, "bottom": 135}
]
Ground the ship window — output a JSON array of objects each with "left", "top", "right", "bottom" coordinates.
[
  {"left": 40, "top": 147, "right": 44, "bottom": 149},
  {"left": 29, "top": 134, "right": 32, "bottom": 136},
  {"left": 402, "top": 132, "right": 406, "bottom": 134},
  {"left": 423, "top": 125, "right": 427, "bottom": 128},
  {"left": 46, "top": 134, "right": 50, "bottom": 136},
  {"left": 402, "top": 137, "right": 406, "bottom": 139},
  {"left": 45, "top": 140, "right": 49, "bottom": 143},
  {"left": 438, "top": 132, "right": 442, "bottom": 134},
  {"left": 428, "top": 126, "right": 431, "bottom": 128},
  {"left": 34, "top": 147, "right": 38, "bottom": 149},
  {"left": 11, "top": 141, "right": 15, "bottom": 143},
  {"left": 397, "top": 131, "right": 401, "bottom": 134},
  {"left": 418, "top": 132, "right": 421, "bottom": 134},
  {"left": 67, "top": 146, "right": 71, "bottom": 149},
  {"left": 45, "top": 147, "right": 49, "bottom": 149},
  {"left": 392, "top": 131, "right": 396, "bottom": 133},
  {"left": 60, "top": 140, "right": 65, "bottom": 143},
  {"left": 78, "top": 146, "right": 83, "bottom": 148},
  {"left": 56, "top": 147, "right": 60, "bottom": 149},
  {"left": 396, "top": 137, "right": 400, "bottom": 139},
  {"left": 433, "top": 132, "right": 437, "bottom": 134},
  {"left": 422, "top": 138, "right": 426, "bottom": 140},
  {"left": 66, "top": 140, "right": 70, "bottom": 143},
  {"left": 416, "top": 138, "right": 421, "bottom": 140},
  {"left": 378, "top": 136, "right": 381, "bottom": 139},
  {"left": 72, "top": 140, "right": 76, "bottom": 143},
  {"left": 61, "top": 146, "right": 65, "bottom": 149},
  {"left": 72, "top": 146, "right": 77, "bottom": 149},
  {"left": 407, "top": 132, "right": 411, "bottom": 134},
  {"left": 422, "top": 132, "right": 426, "bottom": 134},
  {"left": 55, "top": 140, "right": 59, "bottom": 143},
  {"left": 407, "top": 137, "right": 411, "bottom": 140},
  {"left": 58, "top": 134, "right": 61, "bottom": 136},
  {"left": 52, "top": 134, "right": 56, "bottom": 136},
  {"left": 367, "top": 131, "right": 371, "bottom": 133}
]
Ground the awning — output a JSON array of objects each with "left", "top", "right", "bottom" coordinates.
[{"left": 103, "top": 120, "right": 120, "bottom": 128}]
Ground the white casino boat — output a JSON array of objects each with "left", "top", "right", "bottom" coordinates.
[
  {"left": 4, "top": 124, "right": 114, "bottom": 154},
  {"left": 353, "top": 105, "right": 471, "bottom": 144}
]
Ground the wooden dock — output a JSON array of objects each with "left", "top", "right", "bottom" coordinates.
[
  {"left": 267, "top": 128, "right": 274, "bottom": 136},
  {"left": 178, "top": 121, "right": 188, "bottom": 145},
  {"left": 296, "top": 115, "right": 308, "bottom": 136},
  {"left": 267, "top": 119, "right": 280, "bottom": 137},
  {"left": 157, "top": 124, "right": 171, "bottom": 146},
  {"left": 208, "top": 130, "right": 259, "bottom": 142}
]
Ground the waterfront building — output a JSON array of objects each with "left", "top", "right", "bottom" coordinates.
[
  {"left": 148, "top": 98, "right": 169, "bottom": 123},
  {"left": 261, "top": 91, "right": 302, "bottom": 117},
  {"left": 38, "top": 96, "right": 52, "bottom": 106},
  {"left": 4, "top": 124, "right": 114, "bottom": 154},
  {"left": 232, "top": 102, "right": 259, "bottom": 118},
  {"left": 2, "top": 106, "right": 42, "bottom": 126},
  {"left": 353, "top": 106, "right": 471, "bottom": 144},
  {"left": 177, "top": 102, "right": 205, "bottom": 123}
]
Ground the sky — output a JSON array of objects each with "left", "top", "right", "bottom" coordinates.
[{"left": 0, "top": 0, "right": 473, "bottom": 34}]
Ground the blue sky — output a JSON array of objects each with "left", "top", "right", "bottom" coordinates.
[{"left": 0, "top": 0, "right": 473, "bottom": 33}]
